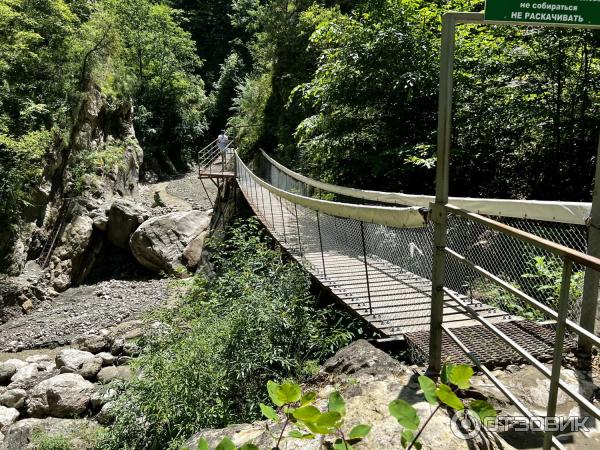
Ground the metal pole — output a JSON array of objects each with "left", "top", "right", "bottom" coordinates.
[
  {"left": 317, "top": 211, "right": 326, "bottom": 277},
  {"left": 543, "top": 259, "right": 573, "bottom": 450},
  {"left": 294, "top": 204, "right": 303, "bottom": 258},
  {"left": 579, "top": 135, "right": 600, "bottom": 362},
  {"left": 268, "top": 191, "right": 276, "bottom": 231},
  {"left": 279, "top": 197, "right": 287, "bottom": 243},
  {"left": 360, "top": 221, "right": 373, "bottom": 316},
  {"left": 429, "top": 12, "right": 457, "bottom": 374}
]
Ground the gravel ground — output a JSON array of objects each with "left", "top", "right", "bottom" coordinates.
[
  {"left": 166, "top": 172, "right": 218, "bottom": 210},
  {"left": 0, "top": 278, "right": 171, "bottom": 352},
  {"left": 0, "top": 171, "right": 213, "bottom": 354}
]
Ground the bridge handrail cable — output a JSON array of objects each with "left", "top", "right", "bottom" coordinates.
[
  {"left": 236, "top": 153, "right": 427, "bottom": 229},
  {"left": 261, "top": 150, "right": 591, "bottom": 225}
]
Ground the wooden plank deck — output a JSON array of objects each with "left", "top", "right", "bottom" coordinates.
[{"left": 239, "top": 178, "right": 515, "bottom": 338}]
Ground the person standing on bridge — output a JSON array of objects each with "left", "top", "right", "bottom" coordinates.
[{"left": 217, "top": 131, "right": 229, "bottom": 165}]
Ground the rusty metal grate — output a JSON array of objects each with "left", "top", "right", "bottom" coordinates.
[{"left": 404, "top": 321, "right": 576, "bottom": 367}]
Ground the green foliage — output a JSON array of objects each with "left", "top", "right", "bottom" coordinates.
[
  {"left": 389, "top": 364, "right": 496, "bottom": 449},
  {"left": 101, "top": 219, "right": 360, "bottom": 449},
  {"left": 31, "top": 432, "right": 73, "bottom": 450},
  {"left": 523, "top": 255, "right": 585, "bottom": 311},
  {"left": 470, "top": 277, "right": 545, "bottom": 321},
  {"left": 261, "top": 380, "right": 371, "bottom": 450}
]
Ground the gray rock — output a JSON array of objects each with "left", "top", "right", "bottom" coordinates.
[
  {"left": 56, "top": 349, "right": 96, "bottom": 373},
  {"left": 130, "top": 210, "right": 211, "bottom": 274},
  {"left": 97, "top": 352, "right": 116, "bottom": 366},
  {"left": 0, "top": 417, "right": 99, "bottom": 450},
  {"left": 27, "top": 373, "right": 96, "bottom": 418},
  {"left": 97, "top": 366, "right": 132, "bottom": 384},
  {"left": 10, "top": 364, "right": 39, "bottom": 384},
  {"left": 107, "top": 199, "right": 149, "bottom": 249},
  {"left": 122, "top": 341, "right": 140, "bottom": 357},
  {"left": 0, "top": 364, "right": 16, "bottom": 385},
  {"left": 73, "top": 334, "right": 111, "bottom": 354},
  {"left": 79, "top": 358, "right": 103, "bottom": 380},
  {"left": 0, "top": 406, "right": 19, "bottom": 431},
  {"left": 50, "top": 215, "right": 94, "bottom": 292},
  {"left": 96, "top": 401, "right": 116, "bottom": 426},
  {"left": 0, "top": 389, "right": 26, "bottom": 409}
]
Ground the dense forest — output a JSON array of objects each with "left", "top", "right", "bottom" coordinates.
[{"left": 2, "top": 0, "right": 599, "bottom": 232}]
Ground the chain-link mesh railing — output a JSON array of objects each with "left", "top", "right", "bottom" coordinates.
[
  {"left": 256, "top": 151, "right": 591, "bottom": 331},
  {"left": 238, "top": 154, "right": 513, "bottom": 335}
]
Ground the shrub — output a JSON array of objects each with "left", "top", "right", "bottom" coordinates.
[{"left": 101, "top": 219, "right": 362, "bottom": 449}]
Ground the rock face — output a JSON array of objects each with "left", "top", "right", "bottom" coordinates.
[
  {"left": 130, "top": 210, "right": 211, "bottom": 274},
  {"left": 27, "top": 373, "right": 96, "bottom": 418},
  {"left": 0, "top": 84, "right": 143, "bottom": 289},
  {"left": 184, "top": 340, "right": 513, "bottom": 450},
  {"left": 106, "top": 199, "right": 149, "bottom": 249}
]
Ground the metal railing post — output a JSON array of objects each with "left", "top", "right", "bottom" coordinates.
[
  {"left": 279, "top": 198, "right": 287, "bottom": 243},
  {"left": 294, "top": 204, "right": 303, "bottom": 258},
  {"left": 579, "top": 136, "right": 600, "bottom": 363},
  {"left": 360, "top": 221, "right": 373, "bottom": 316},
  {"left": 429, "top": 12, "right": 457, "bottom": 374},
  {"left": 268, "top": 191, "right": 276, "bottom": 231},
  {"left": 543, "top": 259, "right": 573, "bottom": 450},
  {"left": 316, "top": 211, "right": 326, "bottom": 277}
]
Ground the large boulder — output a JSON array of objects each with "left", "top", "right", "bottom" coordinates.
[
  {"left": 130, "top": 210, "right": 211, "bottom": 274},
  {"left": 0, "top": 418, "right": 99, "bottom": 450},
  {"left": 106, "top": 199, "right": 149, "bottom": 249},
  {"left": 27, "top": 373, "right": 96, "bottom": 418},
  {"left": 0, "top": 389, "right": 27, "bottom": 409}
]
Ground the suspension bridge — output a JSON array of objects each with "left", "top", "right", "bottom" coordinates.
[
  {"left": 198, "top": 142, "right": 598, "bottom": 366},
  {"left": 197, "top": 139, "right": 600, "bottom": 448}
]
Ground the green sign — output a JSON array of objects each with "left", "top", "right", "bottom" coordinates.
[{"left": 485, "top": 0, "right": 600, "bottom": 27}]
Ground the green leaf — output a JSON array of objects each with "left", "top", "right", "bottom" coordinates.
[
  {"left": 279, "top": 382, "right": 302, "bottom": 404},
  {"left": 196, "top": 438, "right": 209, "bottom": 450},
  {"left": 240, "top": 445, "right": 260, "bottom": 450},
  {"left": 292, "top": 405, "right": 321, "bottom": 421},
  {"left": 333, "top": 438, "right": 353, "bottom": 450},
  {"left": 316, "top": 411, "right": 342, "bottom": 428},
  {"left": 448, "top": 365, "right": 474, "bottom": 390},
  {"left": 388, "top": 400, "right": 420, "bottom": 430},
  {"left": 260, "top": 403, "right": 279, "bottom": 422},
  {"left": 400, "top": 429, "right": 414, "bottom": 448},
  {"left": 267, "top": 381, "right": 301, "bottom": 406},
  {"left": 418, "top": 375, "right": 438, "bottom": 405},
  {"left": 348, "top": 424, "right": 371, "bottom": 440},
  {"left": 328, "top": 391, "right": 346, "bottom": 416},
  {"left": 304, "top": 420, "right": 334, "bottom": 435},
  {"left": 470, "top": 400, "right": 497, "bottom": 426},
  {"left": 435, "top": 384, "right": 464, "bottom": 410},
  {"left": 441, "top": 364, "right": 455, "bottom": 384},
  {"left": 215, "top": 437, "right": 236, "bottom": 450},
  {"left": 267, "top": 381, "right": 284, "bottom": 406},
  {"left": 301, "top": 392, "right": 317, "bottom": 405},
  {"left": 288, "top": 430, "right": 315, "bottom": 439}
]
